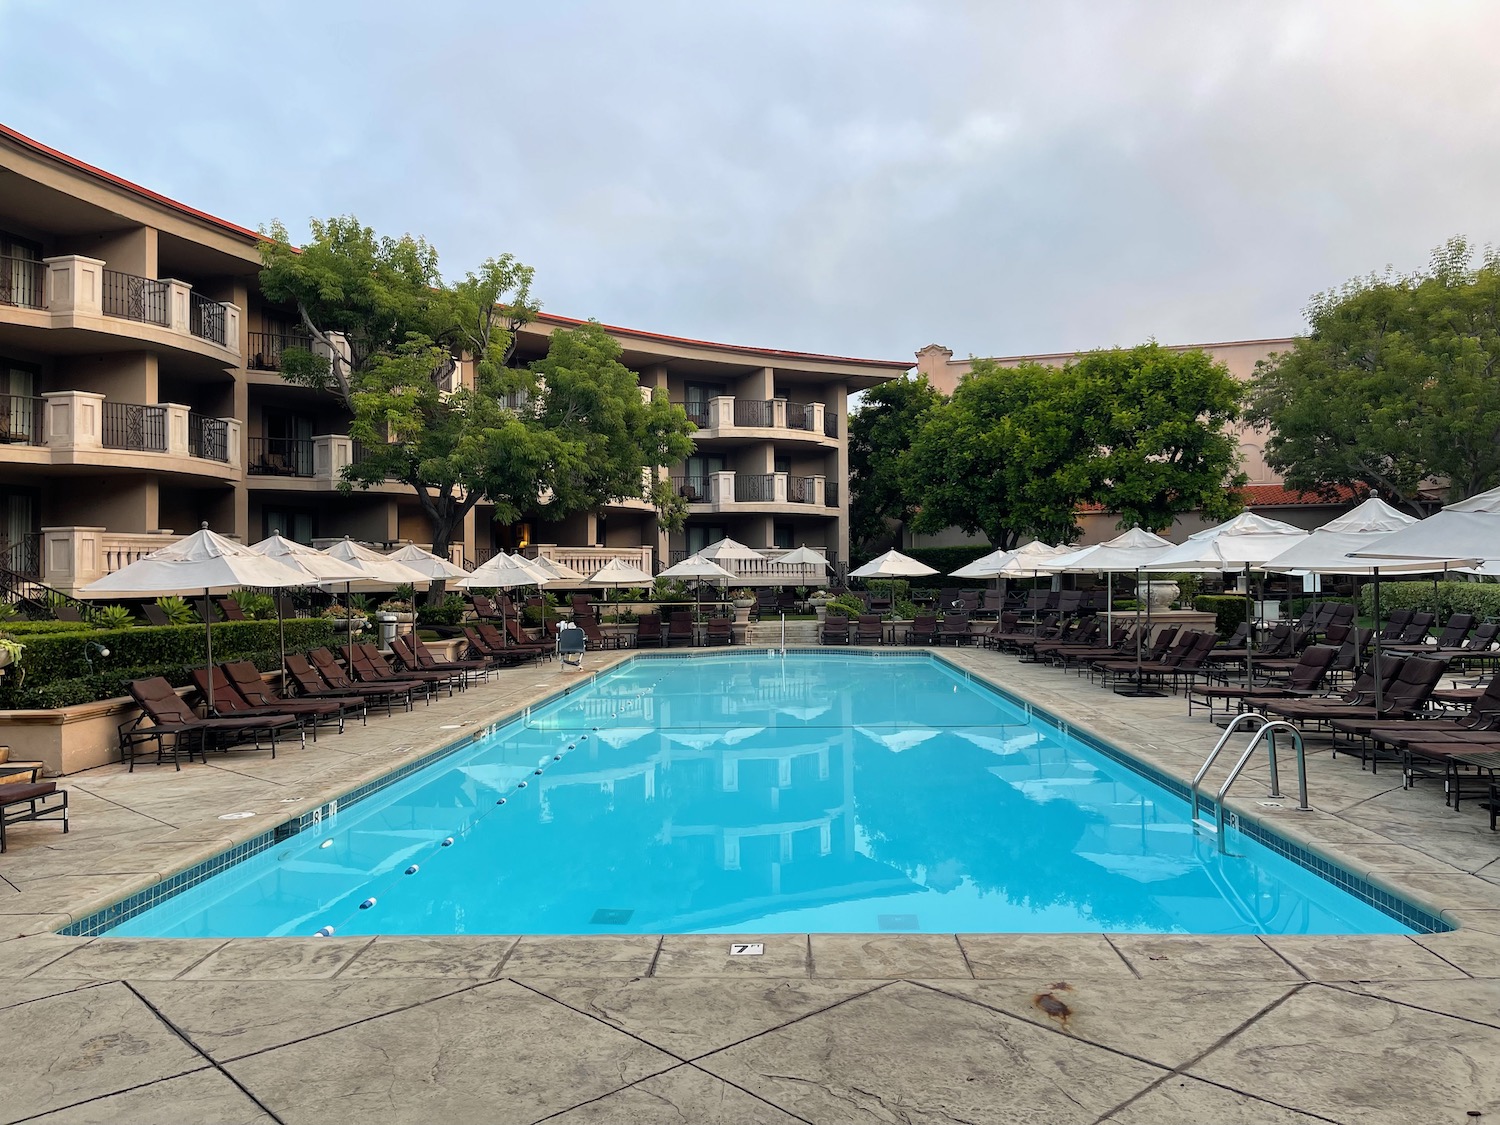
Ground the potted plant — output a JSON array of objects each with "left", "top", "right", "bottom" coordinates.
[
  {"left": 380, "top": 598, "right": 416, "bottom": 624},
  {"left": 0, "top": 635, "right": 23, "bottom": 671},
  {"left": 323, "top": 605, "right": 368, "bottom": 633}
]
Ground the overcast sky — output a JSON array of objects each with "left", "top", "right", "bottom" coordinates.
[{"left": 4, "top": 0, "right": 1498, "bottom": 364}]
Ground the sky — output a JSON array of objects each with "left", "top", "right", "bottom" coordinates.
[{"left": 3, "top": 0, "right": 1499, "bottom": 365}]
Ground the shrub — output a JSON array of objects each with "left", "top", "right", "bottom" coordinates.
[
  {"left": 90, "top": 605, "right": 136, "bottom": 630},
  {"left": 3, "top": 620, "right": 96, "bottom": 636},
  {"left": 417, "top": 594, "right": 466, "bottom": 627},
  {"left": 154, "top": 596, "right": 198, "bottom": 626},
  {"left": 1356, "top": 580, "right": 1500, "bottom": 621},
  {"left": 229, "top": 588, "right": 276, "bottom": 620},
  {"left": 0, "top": 619, "right": 336, "bottom": 709},
  {"left": 1194, "top": 594, "right": 1250, "bottom": 636},
  {"left": 866, "top": 578, "right": 910, "bottom": 601},
  {"left": 826, "top": 594, "right": 866, "bottom": 619},
  {"left": 892, "top": 599, "right": 920, "bottom": 620}
]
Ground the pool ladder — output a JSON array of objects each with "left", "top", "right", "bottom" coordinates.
[{"left": 1190, "top": 712, "right": 1310, "bottom": 854}]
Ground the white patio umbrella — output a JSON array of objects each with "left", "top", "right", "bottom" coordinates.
[
  {"left": 775, "top": 545, "right": 831, "bottom": 569},
  {"left": 1041, "top": 529, "right": 1176, "bottom": 678},
  {"left": 659, "top": 553, "right": 739, "bottom": 620},
  {"left": 521, "top": 554, "right": 584, "bottom": 582},
  {"left": 1352, "top": 484, "right": 1500, "bottom": 564},
  {"left": 698, "top": 537, "right": 766, "bottom": 562},
  {"left": 586, "top": 558, "right": 656, "bottom": 588},
  {"left": 1142, "top": 512, "right": 1309, "bottom": 686},
  {"left": 949, "top": 546, "right": 1017, "bottom": 579},
  {"left": 80, "top": 525, "right": 310, "bottom": 712},
  {"left": 386, "top": 542, "right": 470, "bottom": 580},
  {"left": 249, "top": 532, "right": 365, "bottom": 679},
  {"left": 319, "top": 537, "right": 431, "bottom": 650},
  {"left": 456, "top": 553, "right": 555, "bottom": 639},
  {"left": 1268, "top": 496, "right": 1479, "bottom": 709},
  {"left": 850, "top": 548, "right": 939, "bottom": 579}
]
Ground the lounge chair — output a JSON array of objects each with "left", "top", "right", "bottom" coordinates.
[
  {"left": 1338, "top": 673, "right": 1500, "bottom": 784},
  {"left": 1187, "top": 644, "right": 1340, "bottom": 719},
  {"left": 573, "top": 615, "right": 624, "bottom": 651},
  {"left": 478, "top": 622, "right": 549, "bottom": 661},
  {"left": 939, "top": 613, "right": 972, "bottom": 646},
  {"left": 286, "top": 652, "right": 413, "bottom": 715},
  {"left": 1376, "top": 608, "right": 1414, "bottom": 642},
  {"left": 223, "top": 660, "right": 363, "bottom": 729},
  {"left": 463, "top": 626, "right": 525, "bottom": 668},
  {"left": 348, "top": 643, "right": 456, "bottom": 697},
  {"left": 391, "top": 633, "right": 489, "bottom": 686},
  {"left": 312, "top": 647, "right": 427, "bottom": 706},
  {"left": 0, "top": 780, "right": 68, "bottom": 852},
  {"left": 188, "top": 667, "right": 329, "bottom": 741},
  {"left": 667, "top": 611, "right": 695, "bottom": 647},
  {"left": 469, "top": 594, "right": 504, "bottom": 621},
  {"left": 215, "top": 596, "right": 248, "bottom": 621},
  {"left": 908, "top": 614, "right": 939, "bottom": 646},
  {"left": 1388, "top": 613, "right": 1474, "bottom": 653},
  {"left": 856, "top": 614, "right": 885, "bottom": 644},
  {"left": 821, "top": 615, "right": 850, "bottom": 645},
  {"left": 635, "top": 612, "right": 664, "bottom": 648},
  {"left": 123, "top": 676, "right": 296, "bottom": 770},
  {"left": 705, "top": 616, "right": 733, "bottom": 645},
  {"left": 140, "top": 604, "right": 171, "bottom": 627},
  {"left": 507, "top": 618, "right": 557, "bottom": 658},
  {"left": 52, "top": 604, "right": 83, "bottom": 623},
  {"left": 1266, "top": 656, "right": 1448, "bottom": 754}
]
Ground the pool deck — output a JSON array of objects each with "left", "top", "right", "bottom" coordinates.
[{"left": 2, "top": 647, "right": 1498, "bottom": 1123}]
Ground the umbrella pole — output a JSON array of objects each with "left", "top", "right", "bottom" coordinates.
[
  {"left": 1373, "top": 567, "right": 1383, "bottom": 712},
  {"left": 1244, "top": 564, "right": 1254, "bottom": 688},
  {"left": 1106, "top": 572, "right": 1112, "bottom": 640},
  {"left": 277, "top": 590, "right": 287, "bottom": 685},
  {"left": 204, "top": 586, "right": 214, "bottom": 714},
  {"left": 346, "top": 581, "right": 353, "bottom": 651}
]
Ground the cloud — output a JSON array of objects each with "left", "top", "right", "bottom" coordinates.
[{"left": 3, "top": 0, "right": 1499, "bottom": 364}]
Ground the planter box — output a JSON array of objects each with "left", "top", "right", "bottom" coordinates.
[{"left": 0, "top": 695, "right": 139, "bottom": 776}]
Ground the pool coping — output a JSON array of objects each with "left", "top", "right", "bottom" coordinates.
[{"left": 47, "top": 647, "right": 1466, "bottom": 940}]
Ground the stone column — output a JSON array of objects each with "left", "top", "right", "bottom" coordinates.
[
  {"left": 41, "top": 526, "right": 106, "bottom": 592},
  {"left": 42, "top": 256, "right": 105, "bottom": 317},
  {"left": 162, "top": 280, "right": 193, "bottom": 335},
  {"left": 41, "top": 391, "right": 106, "bottom": 451},
  {"left": 162, "top": 403, "right": 191, "bottom": 456}
]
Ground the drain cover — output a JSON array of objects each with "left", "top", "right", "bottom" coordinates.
[
  {"left": 590, "top": 908, "right": 634, "bottom": 925},
  {"left": 878, "top": 914, "right": 919, "bottom": 931},
  {"left": 218, "top": 812, "right": 256, "bottom": 821}
]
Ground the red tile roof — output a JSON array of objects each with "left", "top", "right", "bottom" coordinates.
[{"left": 1236, "top": 483, "right": 1366, "bottom": 507}]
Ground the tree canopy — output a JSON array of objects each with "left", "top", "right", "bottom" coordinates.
[
  {"left": 905, "top": 344, "right": 1245, "bottom": 549},
  {"left": 847, "top": 374, "right": 942, "bottom": 552},
  {"left": 258, "top": 218, "right": 696, "bottom": 557},
  {"left": 1247, "top": 237, "right": 1500, "bottom": 512}
]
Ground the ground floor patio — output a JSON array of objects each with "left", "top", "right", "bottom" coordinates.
[{"left": 1, "top": 649, "right": 1497, "bottom": 1123}]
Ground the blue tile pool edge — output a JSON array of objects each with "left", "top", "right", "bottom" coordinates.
[{"left": 58, "top": 648, "right": 1454, "bottom": 937}]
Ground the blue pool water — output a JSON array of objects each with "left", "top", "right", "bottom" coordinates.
[{"left": 110, "top": 653, "right": 1416, "bottom": 937}]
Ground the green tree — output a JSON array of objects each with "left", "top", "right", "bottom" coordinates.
[
  {"left": 906, "top": 360, "right": 1092, "bottom": 550},
  {"left": 847, "top": 374, "right": 943, "bottom": 552},
  {"left": 1073, "top": 343, "right": 1246, "bottom": 532},
  {"left": 907, "top": 345, "right": 1245, "bottom": 548},
  {"left": 259, "top": 219, "right": 696, "bottom": 558},
  {"left": 1247, "top": 237, "right": 1500, "bottom": 512}
]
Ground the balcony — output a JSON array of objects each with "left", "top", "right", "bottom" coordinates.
[
  {"left": 0, "top": 256, "right": 242, "bottom": 365},
  {"left": 0, "top": 394, "right": 46, "bottom": 446},
  {"left": 16, "top": 392, "right": 242, "bottom": 477},
  {"left": 247, "top": 437, "right": 315, "bottom": 477},
  {"left": 671, "top": 396, "right": 835, "bottom": 444},
  {"left": 525, "top": 544, "right": 654, "bottom": 588},
  {"left": 666, "top": 546, "right": 832, "bottom": 587},
  {"left": 679, "top": 470, "right": 833, "bottom": 513},
  {"left": 1, "top": 255, "right": 45, "bottom": 310},
  {"left": 248, "top": 330, "right": 314, "bottom": 371}
]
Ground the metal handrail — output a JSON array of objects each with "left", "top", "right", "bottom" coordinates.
[
  {"left": 1190, "top": 712, "right": 1269, "bottom": 819},
  {"left": 1204, "top": 719, "right": 1310, "bottom": 853}
]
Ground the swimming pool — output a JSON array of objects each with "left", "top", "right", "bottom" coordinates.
[{"left": 103, "top": 653, "right": 1426, "bottom": 938}]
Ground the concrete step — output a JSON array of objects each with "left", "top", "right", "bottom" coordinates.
[{"left": 745, "top": 620, "right": 820, "bottom": 647}]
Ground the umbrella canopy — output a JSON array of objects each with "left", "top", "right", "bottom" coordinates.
[
  {"left": 1262, "top": 498, "right": 1471, "bottom": 575},
  {"left": 984, "top": 541, "right": 1073, "bottom": 578},
  {"left": 1353, "top": 484, "right": 1500, "bottom": 564},
  {"left": 658, "top": 554, "right": 738, "bottom": 582},
  {"left": 521, "top": 554, "right": 584, "bottom": 582},
  {"left": 1039, "top": 528, "right": 1174, "bottom": 573},
  {"left": 456, "top": 552, "right": 553, "bottom": 590},
  {"left": 249, "top": 533, "right": 365, "bottom": 583},
  {"left": 774, "top": 545, "right": 832, "bottom": 570},
  {"left": 386, "top": 542, "right": 470, "bottom": 579},
  {"left": 321, "top": 537, "right": 430, "bottom": 588},
  {"left": 80, "top": 526, "right": 308, "bottom": 598},
  {"left": 586, "top": 558, "right": 656, "bottom": 587},
  {"left": 697, "top": 537, "right": 766, "bottom": 562},
  {"left": 850, "top": 548, "right": 939, "bottom": 579},
  {"left": 949, "top": 546, "right": 1018, "bottom": 579},
  {"left": 1141, "top": 512, "right": 1309, "bottom": 572}
]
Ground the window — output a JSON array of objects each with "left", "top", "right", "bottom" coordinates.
[
  {"left": 773, "top": 523, "right": 794, "bottom": 550},
  {"left": 686, "top": 525, "right": 727, "bottom": 555},
  {"left": 263, "top": 508, "right": 316, "bottom": 545},
  {"left": 0, "top": 487, "right": 40, "bottom": 576},
  {"left": 0, "top": 232, "right": 42, "bottom": 309},
  {"left": 774, "top": 455, "right": 791, "bottom": 474},
  {"left": 0, "top": 357, "right": 40, "bottom": 444}
]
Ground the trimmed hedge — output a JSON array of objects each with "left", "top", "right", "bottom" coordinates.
[
  {"left": 1356, "top": 580, "right": 1500, "bottom": 621},
  {"left": 2, "top": 621, "right": 98, "bottom": 636},
  {"left": 0, "top": 618, "right": 337, "bottom": 710},
  {"left": 1194, "top": 594, "right": 1250, "bottom": 636}
]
